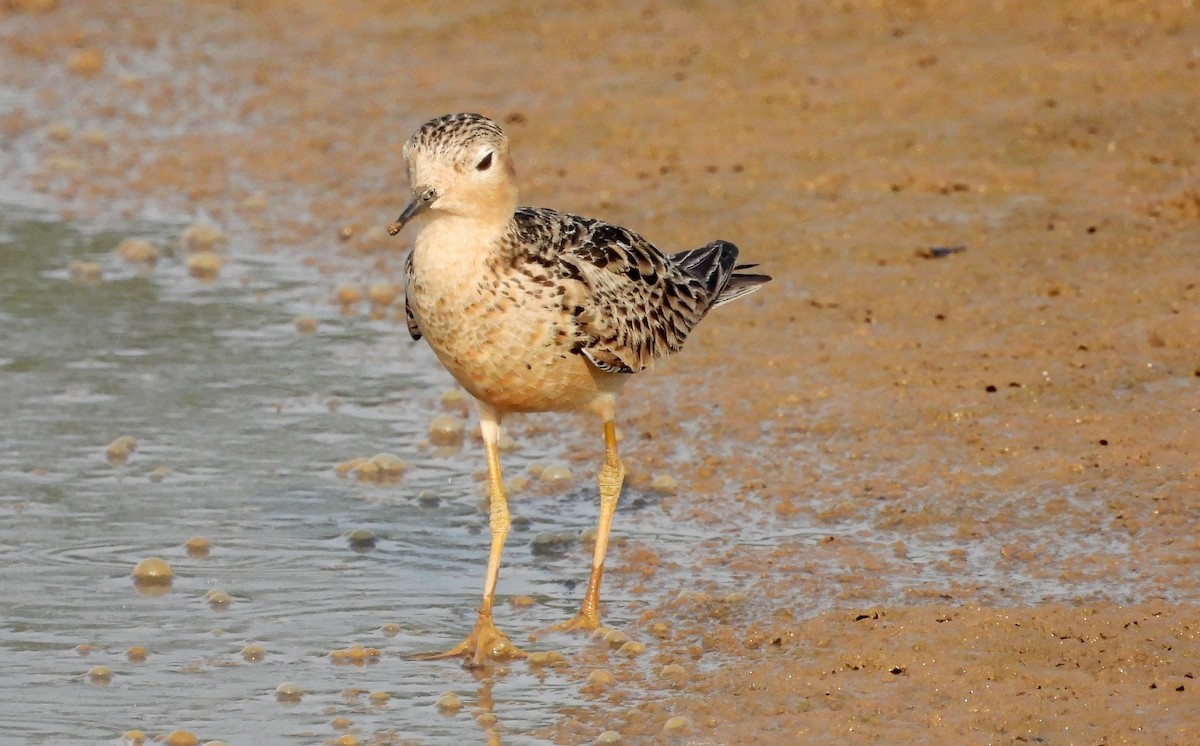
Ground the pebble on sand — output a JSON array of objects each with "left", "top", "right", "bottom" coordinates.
[
  {"left": 370, "top": 452, "right": 407, "bottom": 476},
  {"left": 105, "top": 435, "right": 137, "bottom": 464},
  {"left": 595, "top": 731, "right": 622, "bottom": 744},
  {"left": 650, "top": 474, "right": 679, "bottom": 494},
  {"left": 67, "top": 48, "right": 105, "bottom": 76},
  {"left": 116, "top": 238, "right": 158, "bottom": 265},
  {"left": 584, "top": 669, "right": 615, "bottom": 692},
  {"left": 164, "top": 730, "right": 198, "bottom": 746},
  {"left": 274, "top": 682, "right": 303, "bottom": 702},
  {"left": 181, "top": 223, "right": 227, "bottom": 253},
  {"left": 440, "top": 388, "right": 468, "bottom": 408},
  {"left": 294, "top": 315, "right": 318, "bottom": 334},
  {"left": 87, "top": 665, "right": 113, "bottom": 683},
  {"left": 186, "top": 251, "right": 222, "bottom": 280},
  {"left": 185, "top": 536, "right": 211, "bottom": 557},
  {"left": 131, "top": 557, "right": 173, "bottom": 585},
  {"left": 205, "top": 589, "right": 232, "bottom": 609},
  {"left": 428, "top": 415, "right": 465, "bottom": 446},
  {"left": 662, "top": 716, "right": 690, "bottom": 734},
  {"left": 46, "top": 121, "right": 71, "bottom": 141},
  {"left": 334, "top": 285, "right": 363, "bottom": 307},
  {"left": 539, "top": 464, "right": 572, "bottom": 485},
  {"left": 68, "top": 260, "right": 102, "bottom": 283},
  {"left": 617, "top": 640, "right": 646, "bottom": 657},
  {"left": 347, "top": 528, "right": 377, "bottom": 549},
  {"left": 367, "top": 283, "right": 400, "bottom": 307},
  {"left": 436, "top": 692, "right": 463, "bottom": 712}
]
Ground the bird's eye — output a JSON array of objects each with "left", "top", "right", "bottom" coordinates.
[{"left": 476, "top": 152, "right": 493, "bottom": 171}]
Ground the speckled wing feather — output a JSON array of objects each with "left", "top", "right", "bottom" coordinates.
[
  {"left": 506, "top": 207, "right": 768, "bottom": 374},
  {"left": 403, "top": 250, "right": 422, "bottom": 341}
]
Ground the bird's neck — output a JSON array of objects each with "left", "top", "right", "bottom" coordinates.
[{"left": 412, "top": 211, "right": 515, "bottom": 274}]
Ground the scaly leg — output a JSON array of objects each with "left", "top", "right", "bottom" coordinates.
[
  {"left": 556, "top": 418, "right": 624, "bottom": 631},
  {"left": 410, "top": 403, "right": 525, "bottom": 667}
]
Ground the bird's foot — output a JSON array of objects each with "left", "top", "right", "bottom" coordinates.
[
  {"left": 552, "top": 609, "right": 602, "bottom": 633},
  {"left": 408, "top": 614, "right": 526, "bottom": 668}
]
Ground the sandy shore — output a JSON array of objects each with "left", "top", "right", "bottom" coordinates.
[{"left": 3, "top": 0, "right": 1197, "bottom": 742}]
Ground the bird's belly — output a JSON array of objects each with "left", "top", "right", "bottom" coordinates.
[{"left": 410, "top": 281, "right": 620, "bottom": 413}]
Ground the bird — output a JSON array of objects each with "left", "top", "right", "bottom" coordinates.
[{"left": 388, "top": 112, "right": 770, "bottom": 668}]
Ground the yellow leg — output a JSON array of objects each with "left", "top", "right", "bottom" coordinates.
[
  {"left": 410, "top": 404, "right": 525, "bottom": 667},
  {"left": 556, "top": 419, "right": 624, "bottom": 632}
]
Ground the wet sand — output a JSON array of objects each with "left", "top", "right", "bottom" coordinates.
[{"left": 3, "top": 0, "right": 1198, "bottom": 743}]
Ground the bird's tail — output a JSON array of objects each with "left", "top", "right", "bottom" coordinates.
[{"left": 671, "top": 241, "right": 771, "bottom": 308}]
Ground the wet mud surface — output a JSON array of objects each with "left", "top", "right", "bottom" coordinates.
[{"left": 1, "top": 1, "right": 1198, "bottom": 744}]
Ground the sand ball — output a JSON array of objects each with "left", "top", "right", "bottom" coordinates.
[
  {"left": 510, "top": 595, "right": 534, "bottom": 608},
  {"left": 368, "top": 690, "right": 390, "bottom": 704},
  {"left": 539, "top": 464, "right": 572, "bottom": 485},
  {"left": 428, "top": 415, "right": 465, "bottom": 446},
  {"left": 659, "top": 663, "right": 687, "bottom": 682},
  {"left": 115, "top": 238, "right": 157, "bottom": 265},
  {"left": 87, "top": 665, "right": 113, "bottom": 683},
  {"left": 131, "top": 557, "right": 173, "bottom": 585},
  {"left": 380, "top": 622, "right": 401, "bottom": 637},
  {"left": 182, "top": 223, "right": 227, "bottom": 253},
  {"left": 186, "top": 251, "right": 222, "bottom": 280},
  {"left": 105, "top": 435, "right": 137, "bottom": 464},
  {"left": 650, "top": 474, "right": 678, "bottom": 494},
  {"left": 347, "top": 529, "right": 376, "bottom": 549},
  {"left": 46, "top": 122, "right": 71, "bottom": 141},
  {"left": 369, "top": 453, "right": 407, "bottom": 476},
  {"left": 585, "top": 669, "right": 615, "bottom": 689},
  {"left": 334, "top": 285, "right": 362, "bottom": 306},
  {"left": 164, "top": 730, "right": 198, "bottom": 746},
  {"left": 241, "top": 644, "right": 265, "bottom": 662},
  {"left": 185, "top": 536, "right": 210, "bottom": 558},
  {"left": 436, "top": 692, "right": 463, "bottom": 712},
  {"left": 602, "top": 629, "right": 628, "bottom": 647},
  {"left": 126, "top": 645, "right": 147, "bottom": 662},
  {"left": 333, "top": 736, "right": 360, "bottom": 746},
  {"left": 294, "top": 315, "right": 318, "bottom": 334},
  {"left": 595, "top": 731, "right": 622, "bottom": 744},
  {"left": 330, "top": 716, "right": 352, "bottom": 730},
  {"left": 618, "top": 640, "right": 646, "bottom": 657},
  {"left": 123, "top": 730, "right": 147, "bottom": 745},
  {"left": 241, "top": 192, "right": 267, "bottom": 211},
  {"left": 662, "top": 716, "right": 690, "bottom": 733},
  {"left": 205, "top": 589, "right": 232, "bottom": 609},
  {"left": 367, "top": 283, "right": 400, "bottom": 307},
  {"left": 68, "top": 260, "right": 102, "bottom": 283},
  {"left": 68, "top": 48, "right": 105, "bottom": 75},
  {"left": 274, "top": 682, "right": 303, "bottom": 702}
]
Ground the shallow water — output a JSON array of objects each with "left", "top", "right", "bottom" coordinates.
[
  {"left": 0, "top": 206, "right": 1168, "bottom": 745},
  {"left": 0, "top": 208, "right": 661, "bottom": 745}
]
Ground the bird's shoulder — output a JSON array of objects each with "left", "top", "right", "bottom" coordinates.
[{"left": 507, "top": 207, "right": 675, "bottom": 288}]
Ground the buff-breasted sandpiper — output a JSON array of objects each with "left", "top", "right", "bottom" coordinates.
[{"left": 388, "top": 112, "right": 770, "bottom": 668}]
